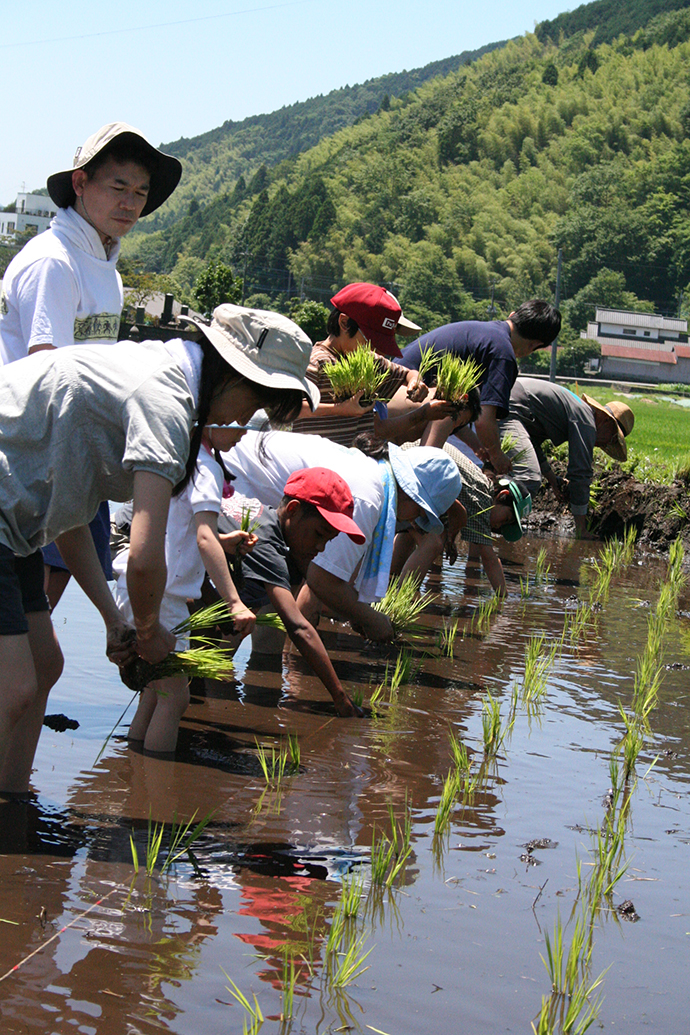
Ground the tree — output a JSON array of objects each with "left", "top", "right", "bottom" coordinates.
[
  {"left": 193, "top": 259, "right": 240, "bottom": 318},
  {"left": 542, "top": 62, "right": 559, "bottom": 86},
  {"left": 288, "top": 299, "right": 330, "bottom": 343}
]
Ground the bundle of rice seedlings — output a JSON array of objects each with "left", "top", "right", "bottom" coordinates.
[
  {"left": 324, "top": 343, "right": 389, "bottom": 403},
  {"left": 499, "top": 431, "right": 529, "bottom": 465},
  {"left": 434, "top": 354, "right": 483, "bottom": 406},
  {"left": 373, "top": 572, "right": 436, "bottom": 635},
  {"left": 119, "top": 600, "right": 285, "bottom": 691},
  {"left": 416, "top": 343, "right": 440, "bottom": 381}
]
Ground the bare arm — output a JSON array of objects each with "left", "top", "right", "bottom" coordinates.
[
  {"left": 306, "top": 563, "right": 395, "bottom": 643},
  {"left": 267, "top": 584, "right": 360, "bottom": 716},
  {"left": 297, "top": 391, "right": 374, "bottom": 420},
  {"left": 376, "top": 399, "right": 457, "bottom": 445},
  {"left": 475, "top": 405, "right": 512, "bottom": 475},
  {"left": 478, "top": 543, "right": 507, "bottom": 595},
  {"left": 54, "top": 524, "right": 137, "bottom": 665},
  {"left": 126, "top": 471, "right": 176, "bottom": 663},
  {"left": 195, "top": 512, "right": 256, "bottom": 636}
]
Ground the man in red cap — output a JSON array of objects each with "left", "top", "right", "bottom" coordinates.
[
  {"left": 216, "top": 467, "right": 366, "bottom": 716},
  {"left": 291, "top": 282, "right": 455, "bottom": 447}
]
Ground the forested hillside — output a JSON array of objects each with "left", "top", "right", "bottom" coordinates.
[
  {"left": 139, "top": 42, "right": 507, "bottom": 232},
  {"left": 536, "top": 0, "right": 690, "bottom": 47},
  {"left": 124, "top": 3, "right": 690, "bottom": 371}
]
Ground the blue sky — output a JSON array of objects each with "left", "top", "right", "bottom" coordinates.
[{"left": 1, "top": 0, "right": 572, "bottom": 204}]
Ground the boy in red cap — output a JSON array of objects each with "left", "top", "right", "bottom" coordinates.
[
  {"left": 217, "top": 467, "right": 365, "bottom": 716},
  {"left": 291, "top": 282, "right": 455, "bottom": 447}
]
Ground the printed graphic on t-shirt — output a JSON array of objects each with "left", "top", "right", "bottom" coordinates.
[
  {"left": 0, "top": 291, "right": 8, "bottom": 317},
  {"left": 73, "top": 312, "right": 120, "bottom": 342}
]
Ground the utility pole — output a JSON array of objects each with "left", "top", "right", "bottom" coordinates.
[
  {"left": 487, "top": 277, "right": 497, "bottom": 318},
  {"left": 240, "top": 249, "right": 250, "bottom": 306},
  {"left": 549, "top": 248, "right": 562, "bottom": 383}
]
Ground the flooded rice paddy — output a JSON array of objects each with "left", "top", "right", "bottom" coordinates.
[{"left": 1, "top": 537, "right": 689, "bottom": 1034}]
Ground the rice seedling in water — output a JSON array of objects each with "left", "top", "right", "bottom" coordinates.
[
  {"left": 471, "top": 594, "right": 501, "bottom": 633},
  {"left": 520, "top": 574, "right": 531, "bottom": 599},
  {"left": 535, "top": 547, "right": 551, "bottom": 584},
  {"left": 437, "top": 617, "right": 459, "bottom": 656},
  {"left": 221, "top": 971, "right": 264, "bottom": 1033},
  {"left": 279, "top": 951, "right": 297, "bottom": 1022},
  {"left": 370, "top": 800, "right": 412, "bottom": 887},
  {"left": 255, "top": 736, "right": 300, "bottom": 786},
  {"left": 324, "top": 343, "right": 389, "bottom": 402},
  {"left": 542, "top": 913, "right": 594, "bottom": 997},
  {"left": 620, "top": 524, "right": 638, "bottom": 564},
  {"left": 373, "top": 572, "right": 436, "bottom": 636},
  {"left": 481, "top": 691, "right": 506, "bottom": 758},
  {"left": 521, "top": 633, "right": 559, "bottom": 708},
  {"left": 561, "top": 601, "right": 592, "bottom": 647},
  {"left": 370, "top": 648, "right": 415, "bottom": 705},
  {"left": 448, "top": 731, "right": 471, "bottom": 774},
  {"left": 434, "top": 769, "right": 461, "bottom": 836},
  {"left": 329, "top": 931, "right": 374, "bottom": 988},
  {"left": 340, "top": 873, "right": 365, "bottom": 919},
  {"left": 130, "top": 809, "right": 213, "bottom": 877},
  {"left": 434, "top": 353, "right": 483, "bottom": 405}
]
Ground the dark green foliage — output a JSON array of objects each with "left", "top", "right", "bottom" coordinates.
[
  {"left": 438, "top": 101, "right": 479, "bottom": 166},
  {"left": 542, "top": 62, "right": 559, "bottom": 85},
  {"left": 287, "top": 298, "right": 329, "bottom": 343},
  {"left": 535, "top": 0, "right": 690, "bottom": 47},
  {"left": 193, "top": 259, "right": 240, "bottom": 317}
]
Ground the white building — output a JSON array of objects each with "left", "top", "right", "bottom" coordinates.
[
  {"left": 0, "top": 193, "right": 57, "bottom": 240},
  {"left": 581, "top": 307, "right": 690, "bottom": 383}
]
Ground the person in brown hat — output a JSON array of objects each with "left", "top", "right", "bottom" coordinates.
[{"left": 0, "top": 122, "right": 182, "bottom": 607}]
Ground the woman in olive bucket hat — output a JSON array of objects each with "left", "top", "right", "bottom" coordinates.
[{"left": 0, "top": 304, "right": 318, "bottom": 795}]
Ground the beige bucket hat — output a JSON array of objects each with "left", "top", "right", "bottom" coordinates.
[
  {"left": 581, "top": 394, "right": 634, "bottom": 461},
  {"left": 182, "top": 304, "right": 320, "bottom": 411},
  {"left": 47, "top": 122, "right": 182, "bottom": 217}
]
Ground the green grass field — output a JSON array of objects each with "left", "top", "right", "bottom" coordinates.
[{"left": 558, "top": 384, "right": 690, "bottom": 484}]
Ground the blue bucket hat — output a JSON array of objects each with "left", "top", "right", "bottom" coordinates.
[
  {"left": 498, "top": 478, "right": 532, "bottom": 541},
  {"left": 388, "top": 444, "right": 462, "bottom": 533}
]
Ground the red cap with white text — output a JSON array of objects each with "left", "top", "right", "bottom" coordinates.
[{"left": 331, "top": 282, "right": 413, "bottom": 357}]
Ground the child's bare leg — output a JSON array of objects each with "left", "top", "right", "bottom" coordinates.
[
  {"left": 142, "top": 675, "right": 190, "bottom": 754},
  {"left": 128, "top": 686, "right": 159, "bottom": 742}
]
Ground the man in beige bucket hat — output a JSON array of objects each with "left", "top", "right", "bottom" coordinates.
[{"left": 0, "top": 122, "right": 182, "bottom": 606}]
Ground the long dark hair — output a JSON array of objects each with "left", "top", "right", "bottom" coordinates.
[{"left": 174, "top": 339, "right": 304, "bottom": 495}]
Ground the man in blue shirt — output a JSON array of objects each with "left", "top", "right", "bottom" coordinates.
[{"left": 399, "top": 299, "right": 561, "bottom": 474}]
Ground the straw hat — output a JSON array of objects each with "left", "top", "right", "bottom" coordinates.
[
  {"left": 581, "top": 394, "right": 634, "bottom": 461},
  {"left": 47, "top": 122, "right": 182, "bottom": 217}
]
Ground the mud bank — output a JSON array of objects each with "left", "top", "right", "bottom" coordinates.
[{"left": 527, "top": 460, "right": 690, "bottom": 552}]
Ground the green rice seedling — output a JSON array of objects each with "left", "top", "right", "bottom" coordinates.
[
  {"left": 326, "top": 899, "right": 346, "bottom": 955},
  {"left": 499, "top": 430, "right": 529, "bottom": 466},
  {"left": 340, "top": 873, "right": 365, "bottom": 919},
  {"left": 370, "top": 800, "right": 412, "bottom": 887},
  {"left": 370, "top": 648, "right": 415, "bottom": 705},
  {"left": 415, "top": 343, "right": 440, "bottom": 382},
  {"left": 279, "top": 951, "right": 297, "bottom": 1022},
  {"left": 542, "top": 914, "right": 593, "bottom": 996},
  {"left": 535, "top": 547, "right": 551, "bottom": 584},
  {"left": 434, "top": 769, "right": 461, "bottom": 836},
  {"left": 255, "top": 738, "right": 290, "bottom": 786},
  {"left": 160, "top": 809, "right": 214, "bottom": 875},
  {"left": 434, "top": 353, "right": 483, "bottom": 405},
  {"left": 448, "top": 731, "right": 471, "bottom": 774},
  {"left": 438, "top": 617, "right": 459, "bottom": 657},
  {"left": 471, "top": 593, "right": 501, "bottom": 633},
  {"left": 330, "top": 931, "right": 374, "bottom": 987},
  {"left": 520, "top": 574, "right": 531, "bottom": 599},
  {"left": 620, "top": 524, "right": 638, "bottom": 565},
  {"left": 562, "top": 602, "right": 592, "bottom": 646},
  {"left": 373, "top": 572, "right": 436, "bottom": 636},
  {"left": 670, "top": 500, "right": 688, "bottom": 522},
  {"left": 221, "top": 971, "right": 264, "bottom": 1033},
  {"left": 324, "top": 343, "right": 389, "bottom": 402},
  {"left": 481, "top": 691, "right": 505, "bottom": 758},
  {"left": 286, "top": 732, "right": 300, "bottom": 772},
  {"left": 617, "top": 706, "right": 643, "bottom": 782},
  {"left": 351, "top": 687, "right": 364, "bottom": 709},
  {"left": 521, "top": 633, "right": 558, "bottom": 707}
]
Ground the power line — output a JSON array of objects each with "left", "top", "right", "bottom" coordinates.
[{"left": 0, "top": 0, "right": 315, "bottom": 50}]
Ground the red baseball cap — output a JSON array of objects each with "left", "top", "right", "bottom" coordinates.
[
  {"left": 331, "top": 282, "right": 419, "bottom": 358},
  {"left": 284, "top": 468, "right": 366, "bottom": 543}
]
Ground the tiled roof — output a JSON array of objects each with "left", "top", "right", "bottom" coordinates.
[{"left": 601, "top": 343, "right": 676, "bottom": 364}]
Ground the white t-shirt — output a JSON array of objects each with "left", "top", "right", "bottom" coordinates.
[
  {"left": 223, "top": 430, "right": 384, "bottom": 594},
  {"left": 114, "top": 446, "right": 223, "bottom": 610},
  {"left": 0, "top": 206, "right": 123, "bottom": 364}
]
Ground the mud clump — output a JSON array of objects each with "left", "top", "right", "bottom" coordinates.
[{"left": 528, "top": 461, "right": 690, "bottom": 554}]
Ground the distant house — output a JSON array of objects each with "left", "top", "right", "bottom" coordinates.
[
  {"left": 581, "top": 307, "right": 690, "bottom": 383},
  {"left": 0, "top": 193, "right": 57, "bottom": 240}
]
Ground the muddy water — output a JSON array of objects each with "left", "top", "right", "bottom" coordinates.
[{"left": 1, "top": 539, "right": 688, "bottom": 1034}]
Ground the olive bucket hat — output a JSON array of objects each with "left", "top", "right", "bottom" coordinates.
[
  {"left": 182, "top": 304, "right": 321, "bottom": 411},
  {"left": 47, "top": 122, "right": 182, "bottom": 217}
]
